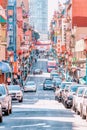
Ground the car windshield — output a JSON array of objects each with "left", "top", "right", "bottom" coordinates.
[
  {"left": 8, "top": 85, "right": 20, "bottom": 91},
  {"left": 0, "top": 85, "right": 6, "bottom": 95}
]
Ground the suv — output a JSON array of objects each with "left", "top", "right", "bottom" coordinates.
[
  {"left": 0, "top": 102, "right": 2, "bottom": 122},
  {"left": 0, "top": 84, "right": 12, "bottom": 115}
]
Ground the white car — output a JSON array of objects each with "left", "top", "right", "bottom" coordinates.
[
  {"left": 24, "top": 81, "right": 37, "bottom": 92},
  {"left": 72, "top": 86, "right": 86, "bottom": 114},
  {"left": 0, "top": 102, "right": 2, "bottom": 123},
  {"left": 0, "top": 84, "right": 12, "bottom": 115},
  {"left": 8, "top": 85, "right": 23, "bottom": 102}
]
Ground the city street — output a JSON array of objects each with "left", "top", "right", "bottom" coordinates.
[
  {"left": 0, "top": 59, "right": 87, "bottom": 130},
  {"left": 0, "top": 0, "right": 87, "bottom": 129}
]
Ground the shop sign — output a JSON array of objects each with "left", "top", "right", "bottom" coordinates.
[
  {"left": 0, "top": 70, "right": 2, "bottom": 75},
  {"left": 7, "top": 0, "right": 17, "bottom": 61}
]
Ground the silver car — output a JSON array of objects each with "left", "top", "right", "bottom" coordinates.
[
  {"left": 0, "top": 102, "right": 2, "bottom": 123},
  {"left": 0, "top": 84, "right": 12, "bottom": 115},
  {"left": 8, "top": 85, "right": 23, "bottom": 102}
]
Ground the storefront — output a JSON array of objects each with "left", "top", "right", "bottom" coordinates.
[{"left": 0, "top": 62, "right": 12, "bottom": 84}]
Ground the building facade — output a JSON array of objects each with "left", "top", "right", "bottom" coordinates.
[{"left": 29, "top": 0, "right": 48, "bottom": 40}]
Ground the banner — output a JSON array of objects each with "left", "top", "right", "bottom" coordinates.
[{"left": 7, "top": 0, "right": 17, "bottom": 61}]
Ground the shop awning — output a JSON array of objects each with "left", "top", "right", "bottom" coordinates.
[
  {"left": 0, "top": 62, "right": 12, "bottom": 73},
  {"left": 0, "top": 16, "right": 6, "bottom": 23}
]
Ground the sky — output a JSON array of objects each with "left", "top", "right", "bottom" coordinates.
[
  {"left": 48, "top": 0, "right": 58, "bottom": 27},
  {"left": 48, "top": 0, "right": 68, "bottom": 27}
]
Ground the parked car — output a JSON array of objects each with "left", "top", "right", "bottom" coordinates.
[
  {"left": 8, "top": 85, "right": 23, "bottom": 102},
  {"left": 33, "top": 69, "right": 43, "bottom": 75},
  {"left": 0, "top": 102, "right": 2, "bottom": 122},
  {"left": 43, "top": 78, "right": 54, "bottom": 90},
  {"left": 53, "top": 77, "right": 62, "bottom": 91},
  {"left": 80, "top": 87, "right": 87, "bottom": 119},
  {"left": 0, "top": 84, "right": 12, "bottom": 115},
  {"left": 62, "top": 85, "right": 71, "bottom": 104},
  {"left": 24, "top": 81, "right": 37, "bottom": 92},
  {"left": 55, "top": 82, "right": 72, "bottom": 102},
  {"left": 72, "top": 86, "right": 86, "bottom": 113},
  {"left": 64, "top": 84, "right": 83, "bottom": 108}
]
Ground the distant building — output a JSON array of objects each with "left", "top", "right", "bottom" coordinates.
[
  {"left": 29, "top": 0, "right": 48, "bottom": 41},
  {"left": 0, "top": 0, "right": 8, "bottom": 9}
]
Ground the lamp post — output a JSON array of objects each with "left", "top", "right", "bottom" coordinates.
[
  {"left": 84, "top": 38, "right": 87, "bottom": 85},
  {"left": 65, "top": 52, "right": 68, "bottom": 81}
]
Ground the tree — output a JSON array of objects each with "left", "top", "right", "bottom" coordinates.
[{"left": 32, "top": 31, "right": 40, "bottom": 41}]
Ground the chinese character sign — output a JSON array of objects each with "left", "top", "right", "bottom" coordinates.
[{"left": 7, "top": 0, "right": 17, "bottom": 61}]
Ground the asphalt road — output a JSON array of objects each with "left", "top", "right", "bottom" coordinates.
[{"left": 0, "top": 58, "right": 87, "bottom": 130}]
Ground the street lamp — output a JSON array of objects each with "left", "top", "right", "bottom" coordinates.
[
  {"left": 65, "top": 52, "right": 68, "bottom": 81},
  {"left": 84, "top": 38, "right": 87, "bottom": 85}
]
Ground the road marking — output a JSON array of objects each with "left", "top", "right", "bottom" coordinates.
[
  {"left": 11, "top": 123, "right": 46, "bottom": 128},
  {"left": 28, "top": 72, "right": 50, "bottom": 78}
]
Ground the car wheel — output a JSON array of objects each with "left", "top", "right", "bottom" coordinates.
[
  {"left": 82, "top": 111, "right": 86, "bottom": 119},
  {"left": 9, "top": 106, "right": 12, "bottom": 114},
  {"left": 0, "top": 115, "right": 2, "bottom": 123},
  {"left": 9, "top": 102, "right": 12, "bottom": 114},
  {"left": 5, "top": 108, "right": 9, "bottom": 116},
  {"left": 64, "top": 101, "right": 68, "bottom": 108},
  {"left": 19, "top": 97, "right": 23, "bottom": 102},
  {"left": 72, "top": 105, "right": 76, "bottom": 111},
  {"left": 76, "top": 109, "right": 80, "bottom": 115}
]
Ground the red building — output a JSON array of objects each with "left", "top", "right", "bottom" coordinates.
[
  {"left": 0, "top": 0, "right": 8, "bottom": 9},
  {"left": 72, "top": 0, "right": 87, "bottom": 27}
]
